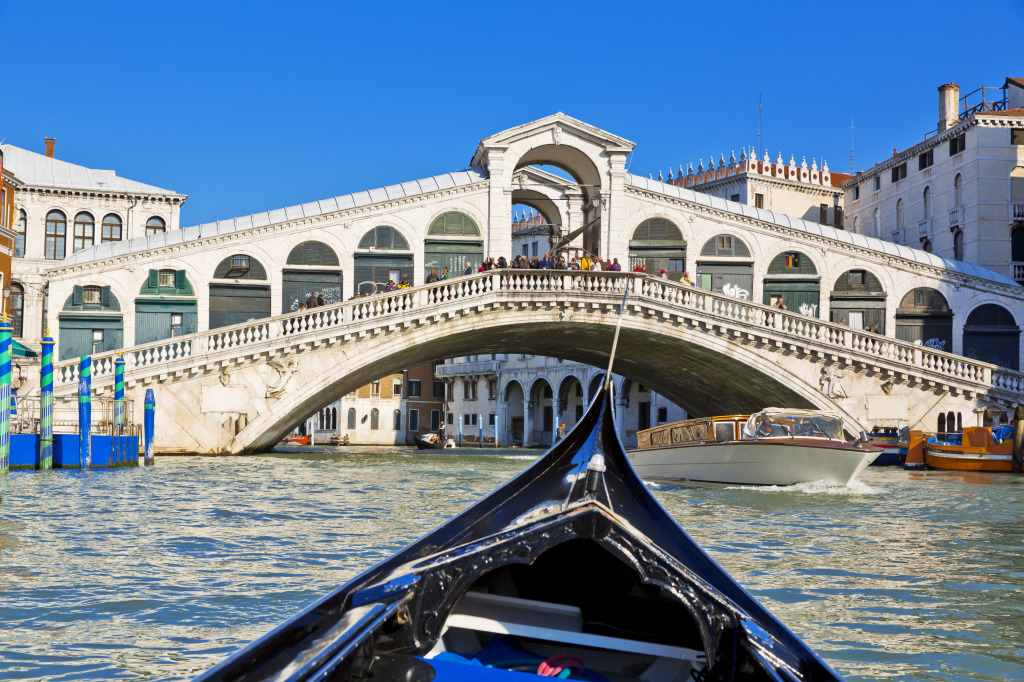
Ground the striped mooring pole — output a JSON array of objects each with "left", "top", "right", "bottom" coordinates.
[
  {"left": 144, "top": 389, "right": 155, "bottom": 466},
  {"left": 78, "top": 356, "right": 92, "bottom": 470},
  {"left": 0, "top": 317, "right": 11, "bottom": 476},
  {"left": 39, "top": 333, "right": 54, "bottom": 470},
  {"left": 114, "top": 355, "right": 125, "bottom": 427}
]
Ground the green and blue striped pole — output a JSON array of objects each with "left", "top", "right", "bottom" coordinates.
[
  {"left": 144, "top": 389, "right": 155, "bottom": 466},
  {"left": 78, "top": 355, "right": 92, "bottom": 470},
  {"left": 114, "top": 355, "right": 125, "bottom": 465},
  {"left": 39, "top": 333, "right": 54, "bottom": 470},
  {"left": 0, "top": 317, "right": 11, "bottom": 476}
]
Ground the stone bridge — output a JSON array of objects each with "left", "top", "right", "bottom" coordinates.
[{"left": 44, "top": 271, "right": 1024, "bottom": 454}]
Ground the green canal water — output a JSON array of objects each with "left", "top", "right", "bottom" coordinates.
[{"left": 0, "top": 447, "right": 1022, "bottom": 681}]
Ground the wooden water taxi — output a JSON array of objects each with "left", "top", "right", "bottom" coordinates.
[
  {"left": 628, "top": 408, "right": 876, "bottom": 487},
  {"left": 867, "top": 427, "right": 902, "bottom": 466},
  {"left": 924, "top": 425, "right": 1017, "bottom": 472}
]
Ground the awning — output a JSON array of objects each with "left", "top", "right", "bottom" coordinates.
[{"left": 13, "top": 340, "right": 38, "bottom": 357}]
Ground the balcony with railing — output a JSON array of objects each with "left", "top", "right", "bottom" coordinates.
[
  {"left": 434, "top": 360, "right": 502, "bottom": 377},
  {"left": 916, "top": 219, "right": 931, "bottom": 240},
  {"left": 890, "top": 229, "right": 904, "bottom": 245},
  {"left": 1012, "top": 263, "right": 1024, "bottom": 286},
  {"left": 949, "top": 207, "right": 963, "bottom": 228},
  {"left": 1011, "top": 203, "right": 1024, "bottom": 222}
]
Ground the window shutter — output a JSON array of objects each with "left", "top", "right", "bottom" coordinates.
[
  {"left": 147, "top": 269, "right": 159, "bottom": 289},
  {"left": 175, "top": 269, "right": 187, "bottom": 290},
  {"left": 72, "top": 285, "right": 83, "bottom": 306},
  {"left": 100, "top": 286, "right": 111, "bottom": 307}
]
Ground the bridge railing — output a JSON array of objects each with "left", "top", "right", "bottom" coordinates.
[{"left": 50, "top": 269, "right": 1024, "bottom": 396}]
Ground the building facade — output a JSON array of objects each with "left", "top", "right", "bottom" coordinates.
[
  {"left": 435, "top": 354, "right": 686, "bottom": 448},
  {"left": 0, "top": 148, "right": 17, "bottom": 316},
  {"left": 0, "top": 139, "right": 187, "bottom": 350}
]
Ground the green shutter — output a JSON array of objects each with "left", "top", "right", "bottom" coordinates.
[
  {"left": 100, "top": 286, "right": 111, "bottom": 307},
  {"left": 148, "top": 269, "right": 159, "bottom": 289},
  {"left": 175, "top": 270, "right": 186, "bottom": 290},
  {"left": 72, "top": 286, "right": 83, "bottom": 306}
]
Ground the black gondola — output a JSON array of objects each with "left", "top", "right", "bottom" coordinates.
[{"left": 194, "top": 384, "right": 844, "bottom": 682}]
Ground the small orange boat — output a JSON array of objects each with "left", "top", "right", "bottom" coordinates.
[
  {"left": 900, "top": 429, "right": 928, "bottom": 470},
  {"left": 924, "top": 425, "right": 1014, "bottom": 472},
  {"left": 281, "top": 435, "right": 311, "bottom": 446}
]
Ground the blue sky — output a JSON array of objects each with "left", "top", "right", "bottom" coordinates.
[{"left": 2, "top": 0, "right": 1020, "bottom": 226}]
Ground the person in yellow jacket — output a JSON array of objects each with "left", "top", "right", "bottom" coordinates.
[{"left": 580, "top": 253, "right": 591, "bottom": 271}]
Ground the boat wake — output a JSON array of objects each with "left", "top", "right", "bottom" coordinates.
[{"left": 729, "top": 479, "right": 881, "bottom": 495}]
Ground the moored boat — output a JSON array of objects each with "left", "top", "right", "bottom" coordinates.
[
  {"left": 924, "top": 425, "right": 1016, "bottom": 472},
  {"left": 900, "top": 428, "right": 928, "bottom": 470},
  {"left": 867, "top": 427, "right": 902, "bottom": 466},
  {"left": 281, "top": 435, "right": 311, "bottom": 446},
  {"left": 416, "top": 431, "right": 455, "bottom": 450},
  {"left": 628, "top": 408, "right": 876, "bottom": 487},
  {"left": 194, "top": 388, "right": 845, "bottom": 682}
]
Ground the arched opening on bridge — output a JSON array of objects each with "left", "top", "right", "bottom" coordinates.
[
  {"left": 895, "top": 288, "right": 952, "bottom": 351},
  {"left": 763, "top": 251, "right": 820, "bottom": 317},
  {"left": 586, "top": 374, "right": 605, "bottom": 403},
  {"left": 695, "top": 234, "right": 753, "bottom": 299},
  {"left": 829, "top": 269, "right": 886, "bottom": 333},
  {"left": 557, "top": 375, "right": 586, "bottom": 430},
  {"left": 511, "top": 165, "right": 571, "bottom": 263},
  {"left": 210, "top": 254, "right": 271, "bottom": 329},
  {"left": 355, "top": 226, "right": 413, "bottom": 294},
  {"left": 963, "top": 304, "right": 1020, "bottom": 370},
  {"left": 58, "top": 285, "right": 123, "bottom": 360},
  {"left": 511, "top": 205, "right": 556, "bottom": 263},
  {"left": 628, "top": 218, "right": 687, "bottom": 281},
  {"left": 528, "top": 378, "right": 555, "bottom": 447},
  {"left": 283, "top": 241, "right": 342, "bottom": 313},
  {"left": 502, "top": 380, "right": 526, "bottom": 445},
  {"left": 424, "top": 212, "right": 483, "bottom": 279},
  {"left": 135, "top": 268, "right": 198, "bottom": 345}
]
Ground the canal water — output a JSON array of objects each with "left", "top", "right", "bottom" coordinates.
[{"left": 0, "top": 448, "right": 1022, "bottom": 681}]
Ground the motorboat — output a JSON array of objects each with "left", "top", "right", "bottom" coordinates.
[
  {"left": 924, "top": 425, "right": 1018, "bottom": 472},
  {"left": 416, "top": 431, "right": 456, "bottom": 450},
  {"left": 280, "top": 435, "right": 311, "bottom": 446},
  {"left": 867, "top": 427, "right": 902, "bottom": 466},
  {"left": 193, "top": 388, "right": 844, "bottom": 681},
  {"left": 628, "top": 408, "right": 876, "bottom": 487}
]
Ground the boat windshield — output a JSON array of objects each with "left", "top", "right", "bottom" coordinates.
[{"left": 741, "top": 410, "right": 843, "bottom": 440}]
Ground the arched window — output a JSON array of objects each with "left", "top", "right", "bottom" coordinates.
[
  {"left": 347, "top": 408, "right": 356, "bottom": 429},
  {"left": 146, "top": 216, "right": 166, "bottom": 235},
  {"left": 872, "top": 207, "right": 880, "bottom": 237},
  {"left": 953, "top": 229, "right": 964, "bottom": 260},
  {"left": 73, "top": 212, "right": 95, "bottom": 253},
  {"left": 358, "top": 226, "right": 410, "bottom": 250},
  {"left": 1012, "top": 167, "right": 1024, "bottom": 206},
  {"left": 10, "top": 283, "right": 24, "bottom": 338},
  {"left": 102, "top": 214, "right": 122, "bottom": 242},
  {"left": 370, "top": 408, "right": 380, "bottom": 430},
  {"left": 632, "top": 218, "right": 683, "bottom": 241},
  {"left": 896, "top": 198, "right": 904, "bottom": 230},
  {"left": 330, "top": 407, "right": 337, "bottom": 430},
  {"left": 922, "top": 186, "right": 932, "bottom": 220},
  {"left": 14, "top": 209, "right": 26, "bottom": 257},
  {"left": 45, "top": 210, "right": 67, "bottom": 260},
  {"left": 954, "top": 174, "right": 963, "bottom": 207},
  {"left": 852, "top": 216, "right": 858, "bottom": 233},
  {"left": 286, "top": 241, "right": 339, "bottom": 266},
  {"left": 393, "top": 378, "right": 403, "bottom": 397},
  {"left": 922, "top": 239, "right": 932, "bottom": 252},
  {"left": 938, "top": 412, "right": 946, "bottom": 435},
  {"left": 393, "top": 409, "right": 402, "bottom": 431},
  {"left": 428, "top": 212, "right": 480, "bottom": 237}
]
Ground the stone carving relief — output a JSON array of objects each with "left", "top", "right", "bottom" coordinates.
[
  {"left": 819, "top": 367, "right": 847, "bottom": 399},
  {"left": 881, "top": 378, "right": 895, "bottom": 395},
  {"left": 266, "top": 358, "right": 300, "bottom": 398},
  {"left": 552, "top": 126, "right": 562, "bottom": 145},
  {"left": 219, "top": 370, "right": 232, "bottom": 386}
]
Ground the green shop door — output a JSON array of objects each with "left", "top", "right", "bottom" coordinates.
[
  {"left": 209, "top": 283, "right": 271, "bottom": 329},
  {"left": 58, "top": 315, "right": 124, "bottom": 361},
  {"left": 762, "top": 280, "right": 821, "bottom": 317},
  {"left": 282, "top": 270, "right": 344, "bottom": 313},
  {"left": 135, "top": 300, "right": 198, "bottom": 345},
  {"left": 424, "top": 241, "right": 483, "bottom": 279}
]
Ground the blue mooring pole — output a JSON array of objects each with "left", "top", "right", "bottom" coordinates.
[
  {"left": 478, "top": 413, "right": 482, "bottom": 445},
  {"left": 39, "top": 333, "right": 54, "bottom": 470},
  {"left": 0, "top": 317, "right": 11, "bottom": 477},
  {"left": 144, "top": 389, "right": 155, "bottom": 466},
  {"left": 78, "top": 356, "right": 92, "bottom": 470}
]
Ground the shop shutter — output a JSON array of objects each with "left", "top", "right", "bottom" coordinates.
[
  {"left": 353, "top": 254, "right": 414, "bottom": 295},
  {"left": 209, "top": 283, "right": 271, "bottom": 329},
  {"left": 281, "top": 270, "right": 343, "bottom": 313}
]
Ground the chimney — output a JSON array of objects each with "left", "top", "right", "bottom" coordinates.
[
  {"left": 938, "top": 83, "right": 960, "bottom": 132},
  {"left": 44, "top": 137, "right": 56, "bottom": 158}
]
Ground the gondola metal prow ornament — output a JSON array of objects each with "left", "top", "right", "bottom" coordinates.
[{"left": 604, "top": 278, "right": 631, "bottom": 393}]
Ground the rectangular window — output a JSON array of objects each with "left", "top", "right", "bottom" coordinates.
[
  {"left": 668, "top": 259, "right": 684, "bottom": 272},
  {"left": 717, "top": 236, "right": 732, "bottom": 252},
  {"left": 853, "top": 185, "right": 860, "bottom": 201},
  {"left": 638, "top": 403, "right": 651, "bottom": 431},
  {"left": 447, "top": 412, "right": 453, "bottom": 425},
  {"left": 819, "top": 204, "right": 829, "bottom": 224},
  {"left": 470, "top": 381, "right": 478, "bottom": 400},
  {"left": 850, "top": 270, "right": 865, "bottom": 287},
  {"left": 489, "top": 413, "right": 496, "bottom": 426},
  {"left": 409, "top": 409, "right": 419, "bottom": 432},
  {"left": 532, "top": 243, "right": 538, "bottom": 257},
  {"left": 370, "top": 380, "right": 380, "bottom": 397},
  {"left": 658, "top": 407, "right": 668, "bottom": 423},
  {"left": 91, "top": 329, "right": 104, "bottom": 354},
  {"left": 754, "top": 193, "right": 764, "bottom": 209},
  {"left": 231, "top": 254, "right": 250, "bottom": 270},
  {"left": 408, "top": 379, "right": 421, "bottom": 397},
  {"left": 949, "top": 133, "right": 966, "bottom": 156},
  {"left": 463, "top": 381, "right": 471, "bottom": 400},
  {"left": 433, "top": 380, "right": 444, "bottom": 398},
  {"left": 918, "top": 149, "right": 934, "bottom": 169},
  {"left": 730, "top": 193, "right": 740, "bottom": 202},
  {"left": 83, "top": 285, "right": 102, "bottom": 305},
  {"left": 488, "top": 379, "right": 497, "bottom": 400},
  {"left": 784, "top": 252, "right": 800, "bottom": 268},
  {"left": 1012, "top": 129, "right": 1024, "bottom": 145},
  {"left": 873, "top": 176, "right": 881, "bottom": 192},
  {"left": 891, "top": 163, "right": 907, "bottom": 183},
  {"left": 170, "top": 313, "right": 183, "bottom": 337},
  {"left": 158, "top": 269, "right": 175, "bottom": 287},
  {"left": 431, "top": 410, "right": 441, "bottom": 431},
  {"left": 848, "top": 311, "right": 864, "bottom": 330},
  {"left": 523, "top": 245, "right": 529, "bottom": 257},
  {"left": 835, "top": 206, "right": 844, "bottom": 229}
]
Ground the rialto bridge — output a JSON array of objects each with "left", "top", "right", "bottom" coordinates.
[{"left": 18, "top": 113, "right": 1024, "bottom": 452}]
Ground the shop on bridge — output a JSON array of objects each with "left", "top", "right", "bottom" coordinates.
[
  {"left": 627, "top": 218, "right": 687, "bottom": 282},
  {"left": 424, "top": 212, "right": 483, "bottom": 279},
  {"left": 894, "top": 288, "right": 953, "bottom": 352},
  {"left": 963, "top": 303, "right": 1020, "bottom": 370},
  {"left": 829, "top": 269, "right": 886, "bottom": 334},
  {"left": 762, "top": 251, "right": 820, "bottom": 317},
  {"left": 354, "top": 226, "right": 414, "bottom": 295},
  {"left": 282, "top": 241, "right": 343, "bottom": 313},
  {"left": 209, "top": 254, "right": 271, "bottom": 329},
  {"left": 135, "top": 269, "right": 198, "bottom": 345},
  {"left": 58, "top": 285, "right": 123, "bottom": 360},
  {"left": 695, "top": 234, "right": 754, "bottom": 299}
]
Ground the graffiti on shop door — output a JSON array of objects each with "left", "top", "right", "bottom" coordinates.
[
  {"left": 918, "top": 338, "right": 947, "bottom": 351},
  {"left": 722, "top": 283, "right": 750, "bottom": 300},
  {"left": 799, "top": 303, "right": 818, "bottom": 317}
]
